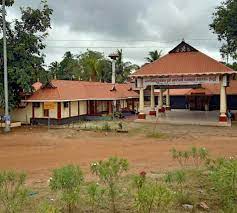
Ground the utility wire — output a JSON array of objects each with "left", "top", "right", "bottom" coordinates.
[
  {"left": 46, "top": 38, "right": 217, "bottom": 43},
  {"left": 46, "top": 46, "right": 172, "bottom": 49}
]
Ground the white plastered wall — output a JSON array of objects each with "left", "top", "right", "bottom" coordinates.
[
  {"left": 79, "top": 101, "right": 87, "bottom": 115},
  {"left": 71, "top": 101, "right": 79, "bottom": 117},
  {"left": 10, "top": 103, "right": 32, "bottom": 124},
  {"left": 61, "top": 102, "right": 70, "bottom": 118}
]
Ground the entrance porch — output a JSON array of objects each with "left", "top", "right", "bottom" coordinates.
[
  {"left": 138, "top": 108, "right": 233, "bottom": 127},
  {"left": 131, "top": 41, "right": 236, "bottom": 126}
]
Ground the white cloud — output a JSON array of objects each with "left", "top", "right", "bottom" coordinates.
[{"left": 8, "top": 0, "right": 225, "bottom": 66}]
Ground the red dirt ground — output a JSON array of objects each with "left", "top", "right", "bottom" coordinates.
[{"left": 0, "top": 122, "right": 237, "bottom": 185}]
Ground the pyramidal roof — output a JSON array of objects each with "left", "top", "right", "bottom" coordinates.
[{"left": 132, "top": 41, "right": 236, "bottom": 77}]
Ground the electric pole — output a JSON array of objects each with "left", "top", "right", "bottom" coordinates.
[
  {"left": 2, "top": 0, "right": 10, "bottom": 132},
  {"left": 108, "top": 52, "right": 119, "bottom": 120}
]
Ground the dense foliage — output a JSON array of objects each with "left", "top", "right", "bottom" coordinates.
[
  {"left": 0, "top": 0, "right": 53, "bottom": 109},
  {"left": 0, "top": 0, "right": 14, "bottom": 6},
  {"left": 49, "top": 49, "right": 139, "bottom": 83},
  {"left": 210, "top": 0, "right": 237, "bottom": 61}
]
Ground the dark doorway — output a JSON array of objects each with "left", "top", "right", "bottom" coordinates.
[
  {"left": 57, "top": 103, "right": 61, "bottom": 119},
  {"left": 89, "top": 101, "right": 95, "bottom": 115},
  {"left": 188, "top": 95, "right": 208, "bottom": 111}
]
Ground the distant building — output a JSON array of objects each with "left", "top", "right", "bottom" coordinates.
[{"left": 10, "top": 80, "right": 139, "bottom": 125}]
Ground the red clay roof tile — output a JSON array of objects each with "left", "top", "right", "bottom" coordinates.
[
  {"left": 132, "top": 42, "right": 235, "bottom": 77},
  {"left": 27, "top": 80, "right": 138, "bottom": 102}
]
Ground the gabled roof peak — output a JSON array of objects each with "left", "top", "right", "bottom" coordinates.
[{"left": 169, "top": 41, "right": 198, "bottom": 54}]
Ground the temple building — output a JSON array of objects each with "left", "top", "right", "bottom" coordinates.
[
  {"left": 10, "top": 80, "right": 138, "bottom": 125},
  {"left": 131, "top": 41, "right": 236, "bottom": 124}
]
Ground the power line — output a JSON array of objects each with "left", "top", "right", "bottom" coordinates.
[
  {"left": 45, "top": 38, "right": 217, "bottom": 43},
  {"left": 46, "top": 39, "right": 180, "bottom": 43},
  {"left": 46, "top": 46, "right": 171, "bottom": 49}
]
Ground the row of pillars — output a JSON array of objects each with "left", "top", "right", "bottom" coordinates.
[
  {"left": 138, "top": 86, "right": 171, "bottom": 119},
  {"left": 138, "top": 77, "right": 228, "bottom": 122}
]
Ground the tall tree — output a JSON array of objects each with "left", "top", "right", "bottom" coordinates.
[
  {"left": 49, "top": 61, "right": 60, "bottom": 79},
  {"left": 0, "top": 0, "right": 53, "bottom": 109},
  {"left": 145, "top": 50, "right": 162, "bottom": 63},
  {"left": 116, "top": 49, "right": 139, "bottom": 83},
  {"left": 210, "top": 0, "right": 237, "bottom": 61},
  {"left": 78, "top": 50, "right": 105, "bottom": 81},
  {"left": 0, "top": 0, "right": 14, "bottom": 6}
]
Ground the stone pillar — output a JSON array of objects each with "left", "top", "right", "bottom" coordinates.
[
  {"left": 149, "top": 85, "right": 156, "bottom": 116},
  {"left": 219, "top": 77, "right": 227, "bottom": 122},
  {"left": 158, "top": 89, "right": 165, "bottom": 113},
  {"left": 138, "top": 88, "right": 146, "bottom": 119},
  {"left": 166, "top": 89, "right": 171, "bottom": 110}
]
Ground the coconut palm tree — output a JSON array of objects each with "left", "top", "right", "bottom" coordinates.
[
  {"left": 145, "top": 50, "right": 162, "bottom": 63},
  {"left": 116, "top": 49, "right": 139, "bottom": 83},
  {"left": 49, "top": 61, "right": 60, "bottom": 79}
]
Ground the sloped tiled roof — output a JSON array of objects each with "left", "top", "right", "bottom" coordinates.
[
  {"left": 163, "top": 80, "right": 237, "bottom": 96},
  {"left": 26, "top": 80, "right": 138, "bottom": 102},
  {"left": 132, "top": 41, "right": 235, "bottom": 77}
]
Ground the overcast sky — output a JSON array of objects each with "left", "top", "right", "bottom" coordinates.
[{"left": 7, "top": 0, "right": 224, "bottom": 66}]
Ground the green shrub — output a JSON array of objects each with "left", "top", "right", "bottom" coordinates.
[
  {"left": 210, "top": 158, "right": 237, "bottom": 211},
  {"left": 133, "top": 173, "right": 173, "bottom": 213},
  {"left": 49, "top": 165, "right": 84, "bottom": 213},
  {"left": 86, "top": 182, "right": 106, "bottom": 212},
  {"left": 133, "top": 171, "right": 147, "bottom": 190},
  {"left": 171, "top": 147, "right": 208, "bottom": 168},
  {"left": 165, "top": 170, "right": 186, "bottom": 193},
  {"left": 37, "top": 201, "right": 59, "bottom": 213},
  {"left": 135, "top": 181, "right": 157, "bottom": 213},
  {"left": 101, "top": 122, "right": 112, "bottom": 132},
  {"left": 164, "top": 170, "right": 194, "bottom": 206},
  {"left": 91, "top": 157, "right": 129, "bottom": 213},
  {"left": 191, "top": 147, "right": 208, "bottom": 167},
  {"left": 171, "top": 148, "right": 190, "bottom": 167},
  {"left": 0, "top": 170, "right": 28, "bottom": 213}
]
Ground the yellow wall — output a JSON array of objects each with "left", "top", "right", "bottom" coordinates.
[
  {"left": 43, "top": 102, "right": 57, "bottom": 119},
  {"left": 60, "top": 101, "right": 87, "bottom": 118},
  {"left": 79, "top": 101, "right": 87, "bottom": 115},
  {"left": 61, "top": 102, "right": 69, "bottom": 118},
  {"left": 48, "top": 107, "right": 57, "bottom": 119},
  {"left": 35, "top": 103, "right": 43, "bottom": 118},
  {"left": 71, "top": 101, "right": 79, "bottom": 117}
]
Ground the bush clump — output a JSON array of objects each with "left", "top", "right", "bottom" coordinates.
[
  {"left": 0, "top": 171, "right": 28, "bottom": 213},
  {"left": 133, "top": 172, "right": 173, "bottom": 213},
  {"left": 210, "top": 157, "right": 237, "bottom": 211},
  {"left": 86, "top": 182, "right": 106, "bottom": 212},
  {"left": 91, "top": 157, "right": 129, "bottom": 213},
  {"left": 49, "top": 165, "right": 84, "bottom": 213},
  {"left": 171, "top": 147, "right": 208, "bottom": 168}
]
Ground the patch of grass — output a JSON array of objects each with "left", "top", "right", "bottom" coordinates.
[{"left": 146, "top": 131, "right": 166, "bottom": 139}]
